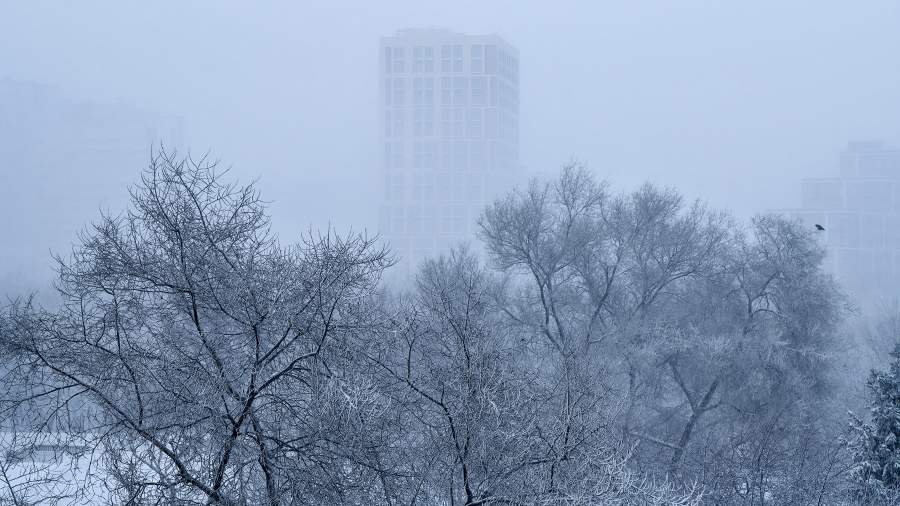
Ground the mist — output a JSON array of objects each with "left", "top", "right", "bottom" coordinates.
[
  {"left": 3, "top": 1, "right": 899, "bottom": 295},
  {"left": 3, "top": 2, "right": 900, "bottom": 503}
]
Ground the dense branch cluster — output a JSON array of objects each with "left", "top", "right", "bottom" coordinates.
[{"left": 0, "top": 153, "right": 889, "bottom": 505}]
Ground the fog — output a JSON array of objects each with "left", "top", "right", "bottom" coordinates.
[
  {"left": 2, "top": 0, "right": 900, "bottom": 294},
  {"left": 7, "top": 4, "right": 900, "bottom": 503}
]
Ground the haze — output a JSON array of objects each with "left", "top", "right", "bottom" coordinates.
[
  {"left": 2, "top": 0, "right": 899, "bottom": 297},
  {"left": 8, "top": 3, "right": 900, "bottom": 503}
]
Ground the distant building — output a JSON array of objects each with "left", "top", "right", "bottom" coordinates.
[
  {"left": 0, "top": 79, "right": 184, "bottom": 298},
  {"left": 779, "top": 141, "right": 900, "bottom": 305},
  {"left": 0, "top": 79, "right": 184, "bottom": 162},
  {"left": 378, "top": 28, "right": 520, "bottom": 278}
]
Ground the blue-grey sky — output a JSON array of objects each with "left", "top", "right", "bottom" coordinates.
[{"left": 2, "top": 0, "right": 900, "bottom": 296}]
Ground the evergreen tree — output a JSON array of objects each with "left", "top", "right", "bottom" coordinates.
[{"left": 851, "top": 343, "right": 900, "bottom": 503}]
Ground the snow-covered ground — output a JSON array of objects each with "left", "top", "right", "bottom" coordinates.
[{"left": 0, "top": 431, "right": 109, "bottom": 504}]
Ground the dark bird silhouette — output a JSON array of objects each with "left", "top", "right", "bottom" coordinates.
[{"left": 815, "top": 224, "right": 825, "bottom": 231}]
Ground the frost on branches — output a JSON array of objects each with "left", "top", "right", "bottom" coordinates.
[{"left": 851, "top": 343, "right": 900, "bottom": 503}]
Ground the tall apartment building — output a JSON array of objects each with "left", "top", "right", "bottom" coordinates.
[
  {"left": 378, "top": 29, "right": 520, "bottom": 277},
  {"left": 780, "top": 141, "right": 900, "bottom": 304}
]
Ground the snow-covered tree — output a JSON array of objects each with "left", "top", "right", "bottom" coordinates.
[
  {"left": 851, "top": 343, "right": 900, "bottom": 503},
  {"left": 479, "top": 165, "right": 848, "bottom": 503},
  {"left": 1, "top": 150, "right": 395, "bottom": 504}
]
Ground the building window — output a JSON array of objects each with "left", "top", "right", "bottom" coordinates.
[
  {"left": 887, "top": 215, "right": 900, "bottom": 248},
  {"left": 414, "top": 172, "right": 435, "bottom": 202},
  {"left": 424, "top": 47, "right": 434, "bottom": 72},
  {"left": 413, "top": 46, "right": 424, "bottom": 73},
  {"left": 467, "top": 174, "right": 481, "bottom": 200},
  {"left": 467, "top": 109, "right": 482, "bottom": 138},
  {"left": 453, "top": 77, "right": 467, "bottom": 106},
  {"left": 471, "top": 77, "right": 486, "bottom": 106},
  {"left": 485, "top": 108, "right": 498, "bottom": 139},
  {"left": 453, "top": 140, "right": 468, "bottom": 169},
  {"left": 485, "top": 45, "right": 498, "bottom": 74},
  {"left": 489, "top": 77, "right": 498, "bottom": 106},
  {"left": 441, "top": 45, "right": 451, "bottom": 72},
  {"left": 441, "top": 205, "right": 453, "bottom": 234},
  {"left": 413, "top": 141, "right": 423, "bottom": 167},
  {"left": 499, "top": 81, "right": 511, "bottom": 109},
  {"left": 453, "top": 108, "right": 464, "bottom": 139},
  {"left": 384, "top": 79, "right": 392, "bottom": 106},
  {"left": 424, "top": 141, "right": 436, "bottom": 168},
  {"left": 441, "top": 108, "right": 452, "bottom": 138},
  {"left": 453, "top": 204, "right": 466, "bottom": 234},
  {"left": 385, "top": 110, "right": 391, "bottom": 137},
  {"left": 413, "top": 110, "right": 423, "bottom": 137},
  {"left": 393, "top": 78, "right": 405, "bottom": 105},
  {"left": 414, "top": 78, "right": 433, "bottom": 106},
  {"left": 384, "top": 47, "right": 392, "bottom": 74},
  {"left": 386, "top": 173, "right": 403, "bottom": 201},
  {"left": 392, "top": 47, "right": 405, "bottom": 73},
  {"left": 424, "top": 108, "right": 434, "bottom": 136},
  {"left": 437, "top": 172, "right": 452, "bottom": 202},
  {"left": 471, "top": 45, "right": 483, "bottom": 74},
  {"left": 453, "top": 45, "right": 463, "bottom": 72},
  {"left": 407, "top": 206, "right": 420, "bottom": 234},
  {"left": 425, "top": 171, "right": 435, "bottom": 201},
  {"left": 393, "top": 109, "right": 404, "bottom": 137},
  {"left": 393, "top": 174, "right": 403, "bottom": 201},
  {"left": 440, "top": 141, "right": 452, "bottom": 169},
  {"left": 470, "top": 141, "right": 485, "bottom": 169},
  {"left": 413, "top": 172, "right": 424, "bottom": 201},
  {"left": 453, "top": 174, "right": 465, "bottom": 204},
  {"left": 441, "top": 77, "right": 452, "bottom": 106},
  {"left": 424, "top": 78, "right": 434, "bottom": 105},
  {"left": 413, "top": 78, "right": 424, "bottom": 106},
  {"left": 424, "top": 203, "right": 437, "bottom": 231}
]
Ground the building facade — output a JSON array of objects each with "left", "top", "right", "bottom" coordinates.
[
  {"left": 782, "top": 141, "right": 900, "bottom": 304},
  {"left": 378, "top": 29, "right": 520, "bottom": 277}
]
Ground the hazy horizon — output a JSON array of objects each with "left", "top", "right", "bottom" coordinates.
[{"left": 3, "top": 0, "right": 900, "bottom": 297}]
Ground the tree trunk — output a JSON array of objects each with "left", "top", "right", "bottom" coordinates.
[{"left": 669, "top": 376, "right": 721, "bottom": 476}]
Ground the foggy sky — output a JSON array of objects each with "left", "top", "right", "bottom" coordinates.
[{"left": 2, "top": 0, "right": 900, "bottom": 297}]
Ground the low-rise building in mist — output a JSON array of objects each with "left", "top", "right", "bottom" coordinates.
[
  {"left": 779, "top": 141, "right": 900, "bottom": 305},
  {"left": 377, "top": 28, "right": 520, "bottom": 278},
  {"left": 0, "top": 79, "right": 184, "bottom": 298}
]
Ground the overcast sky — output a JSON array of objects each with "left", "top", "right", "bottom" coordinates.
[{"left": 2, "top": 0, "right": 900, "bottom": 296}]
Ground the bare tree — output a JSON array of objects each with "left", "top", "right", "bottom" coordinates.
[
  {"left": 372, "top": 244, "right": 700, "bottom": 505},
  {"left": 478, "top": 166, "right": 847, "bottom": 504},
  {"left": 1, "top": 150, "right": 395, "bottom": 505},
  {"left": 361, "top": 246, "right": 700, "bottom": 505},
  {"left": 0, "top": 157, "right": 853, "bottom": 505}
]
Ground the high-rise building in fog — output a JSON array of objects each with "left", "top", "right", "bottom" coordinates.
[
  {"left": 378, "top": 28, "right": 520, "bottom": 277},
  {"left": 781, "top": 141, "right": 900, "bottom": 304}
]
